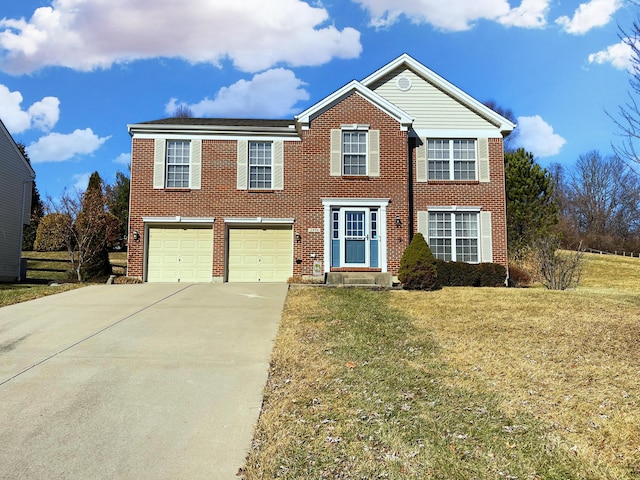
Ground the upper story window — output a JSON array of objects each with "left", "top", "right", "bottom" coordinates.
[
  {"left": 427, "top": 139, "right": 476, "bottom": 181},
  {"left": 166, "top": 140, "right": 190, "bottom": 188},
  {"left": 330, "top": 127, "right": 380, "bottom": 178},
  {"left": 249, "top": 141, "right": 272, "bottom": 189},
  {"left": 342, "top": 131, "right": 367, "bottom": 176}
]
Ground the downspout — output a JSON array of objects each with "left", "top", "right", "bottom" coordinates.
[
  {"left": 406, "top": 134, "right": 414, "bottom": 243},
  {"left": 17, "top": 178, "right": 33, "bottom": 281}
]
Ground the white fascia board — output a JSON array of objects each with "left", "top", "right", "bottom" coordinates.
[
  {"left": 0, "top": 118, "right": 36, "bottom": 178},
  {"left": 224, "top": 217, "right": 295, "bottom": 225},
  {"left": 131, "top": 132, "right": 301, "bottom": 142},
  {"left": 361, "top": 53, "right": 516, "bottom": 134},
  {"left": 295, "top": 81, "right": 413, "bottom": 130},
  {"left": 128, "top": 123, "right": 299, "bottom": 138},
  {"left": 427, "top": 206, "right": 482, "bottom": 212},
  {"left": 143, "top": 216, "right": 215, "bottom": 223},
  {"left": 412, "top": 128, "right": 504, "bottom": 139},
  {"left": 321, "top": 198, "right": 390, "bottom": 207}
]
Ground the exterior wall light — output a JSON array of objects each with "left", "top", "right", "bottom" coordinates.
[
  {"left": 395, "top": 215, "right": 402, "bottom": 227},
  {"left": 295, "top": 232, "right": 302, "bottom": 242},
  {"left": 132, "top": 230, "right": 140, "bottom": 242}
]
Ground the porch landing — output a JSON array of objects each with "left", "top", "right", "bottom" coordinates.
[{"left": 326, "top": 272, "right": 393, "bottom": 288}]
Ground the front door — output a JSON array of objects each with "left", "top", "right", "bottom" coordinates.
[
  {"left": 330, "top": 207, "right": 380, "bottom": 269},
  {"left": 344, "top": 209, "right": 368, "bottom": 266}
]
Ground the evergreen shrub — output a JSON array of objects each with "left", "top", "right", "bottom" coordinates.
[{"left": 398, "top": 233, "right": 438, "bottom": 290}]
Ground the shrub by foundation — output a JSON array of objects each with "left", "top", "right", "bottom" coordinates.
[
  {"left": 398, "top": 233, "right": 438, "bottom": 290},
  {"left": 435, "top": 260, "right": 506, "bottom": 287}
]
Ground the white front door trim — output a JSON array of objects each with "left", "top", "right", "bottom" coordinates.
[{"left": 322, "top": 198, "right": 389, "bottom": 273}]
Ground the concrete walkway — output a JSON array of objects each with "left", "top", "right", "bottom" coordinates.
[{"left": 0, "top": 283, "right": 288, "bottom": 480}]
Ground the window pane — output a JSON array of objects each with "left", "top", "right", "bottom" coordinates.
[
  {"left": 453, "top": 140, "right": 476, "bottom": 180},
  {"left": 342, "top": 131, "right": 367, "bottom": 175},
  {"left": 249, "top": 142, "right": 272, "bottom": 188},
  {"left": 455, "top": 213, "right": 479, "bottom": 262},
  {"left": 166, "top": 140, "right": 190, "bottom": 188}
]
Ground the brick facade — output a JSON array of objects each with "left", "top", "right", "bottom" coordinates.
[{"left": 127, "top": 55, "right": 513, "bottom": 282}]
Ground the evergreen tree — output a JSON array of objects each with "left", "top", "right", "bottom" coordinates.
[
  {"left": 106, "top": 171, "right": 130, "bottom": 249},
  {"left": 77, "top": 172, "right": 114, "bottom": 279},
  {"left": 16, "top": 143, "right": 44, "bottom": 250},
  {"left": 398, "top": 233, "right": 438, "bottom": 290},
  {"left": 505, "top": 149, "right": 558, "bottom": 256}
]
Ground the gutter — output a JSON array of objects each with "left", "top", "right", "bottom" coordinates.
[{"left": 17, "top": 178, "right": 33, "bottom": 281}]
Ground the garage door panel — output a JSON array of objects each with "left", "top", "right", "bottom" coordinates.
[
  {"left": 147, "top": 227, "right": 213, "bottom": 283},
  {"left": 228, "top": 228, "right": 292, "bottom": 282}
]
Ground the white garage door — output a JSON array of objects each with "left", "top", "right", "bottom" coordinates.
[
  {"left": 147, "top": 227, "right": 213, "bottom": 282},
  {"left": 228, "top": 227, "right": 292, "bottom": 282}
]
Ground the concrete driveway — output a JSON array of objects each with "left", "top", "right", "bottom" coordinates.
[{"left": 0, "top": 283, "right": 288, "bottom": 480}]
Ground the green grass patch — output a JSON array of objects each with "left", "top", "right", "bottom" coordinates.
[{"left": 0, "top": 251, "right": 128, "bottom": 308}]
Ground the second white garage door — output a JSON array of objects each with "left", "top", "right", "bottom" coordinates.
[
  {"left": 147, "top": 227, "right": 213, "bottom": 283},
  {"left": 228, "top": 227, "right": 292, "bottom": 282}
]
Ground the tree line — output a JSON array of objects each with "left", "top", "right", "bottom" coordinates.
[{"left": 20, "top": 144, "right": 130, "bottom": 282}]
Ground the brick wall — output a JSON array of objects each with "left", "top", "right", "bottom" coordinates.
[
  {"left": 410, "top": 136, "right": 508, "bottom": 266},
  {"left": 128, "top": 94, "right": 507, "bottom": 280}
]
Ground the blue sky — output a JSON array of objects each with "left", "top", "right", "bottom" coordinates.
[{"left": 0, "top": 0, "right": 636, "bottom": 198}]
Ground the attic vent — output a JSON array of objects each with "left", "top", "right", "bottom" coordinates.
[{"left": 396, "top": 75, "right": 412, "bottom": 92}]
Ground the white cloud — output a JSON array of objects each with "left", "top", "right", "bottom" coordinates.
[
  {"left": 516, "top": 115, "right": 566, "bottom": 157},
  {"left": 26, "top": 128, "right": 110, "bottom": 163},
  {"left": 499, "top": 0, "right": 549, "bottom": 28},
  {"left": 555, "top": 0, "right": 622, "bottom": 35},
  {"left": 166, "top": 69, "right": 309, "bottom": 118},
  {"left": 353, "top": 0, "right": 549, "bottom": 31},
  {"left": 0, "top": 84, "right": 59, "bottom": 133},
  {"left": 113, "top": 153, "right": 131, "bottom": 165},
  {"left": 0, "top": 0, "right": 361, "bottom": 74},
  {"left": 72, "top": 172, "right": 91, "bottom": 191},
  {"left": 588, "top": 39, "right": 635, "bottom": 70}
]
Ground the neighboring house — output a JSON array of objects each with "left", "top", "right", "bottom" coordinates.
[
  {"left": 0, "top": 118, "right": 35, "bottom": 282},
  {"left": 127, "top": 54, "right": 515, "bottom": 283}
]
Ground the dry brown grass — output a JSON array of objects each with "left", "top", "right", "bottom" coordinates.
[{"left": 391, "top": 253, "right": 640, "bottom": 478}]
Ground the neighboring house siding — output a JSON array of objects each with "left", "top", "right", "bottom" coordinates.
[
  {"left": 369, "top": 67, "right": 497, "bottom": 132},
  {"left": 0, "top": 123, "right": 33, "bottom": 281}
]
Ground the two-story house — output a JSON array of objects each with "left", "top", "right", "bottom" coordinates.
[{"left": 127, "top": 54, "right": 515, "bottom": 284}]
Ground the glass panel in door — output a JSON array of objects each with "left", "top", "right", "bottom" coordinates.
[{"left": 344, "top": 210, "right": 367, "bottom": 264}]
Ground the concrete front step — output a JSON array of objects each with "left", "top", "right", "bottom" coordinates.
[{"left": 326, "top": 272, "right": 392, "bottom": 287}]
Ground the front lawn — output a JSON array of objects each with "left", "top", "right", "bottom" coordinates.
[
  {"left": 0, "top": 251, "right": 128, "bottom": 308},
  {"left": 242, "top": 254, "right": 640, "bottom": 479}
]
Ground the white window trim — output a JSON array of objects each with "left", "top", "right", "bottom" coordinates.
[
  {"left": 341, "top": 128, "right": 369, "bottom": 176},
  {"left": 166, "top": 140, "right": 191, "bottom": 188},
  {"left": 427, "top": 138, "right": 478, "bottom": 181},
  {"left": 322, "top": 198, "right": 389, "bottom": 273},
  {"left": 427, "top": 208, "right": 480, "bottom": 263},
  {"left": 248, "top": 141, "right": 273, "bottom": 190}
]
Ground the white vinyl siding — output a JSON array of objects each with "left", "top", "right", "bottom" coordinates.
[
  {"left": 0, "top": 124, "right": 34, "bottom": 281},
  {"left": 368, "top": 67, "right": 498, "bottom": 132}
]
